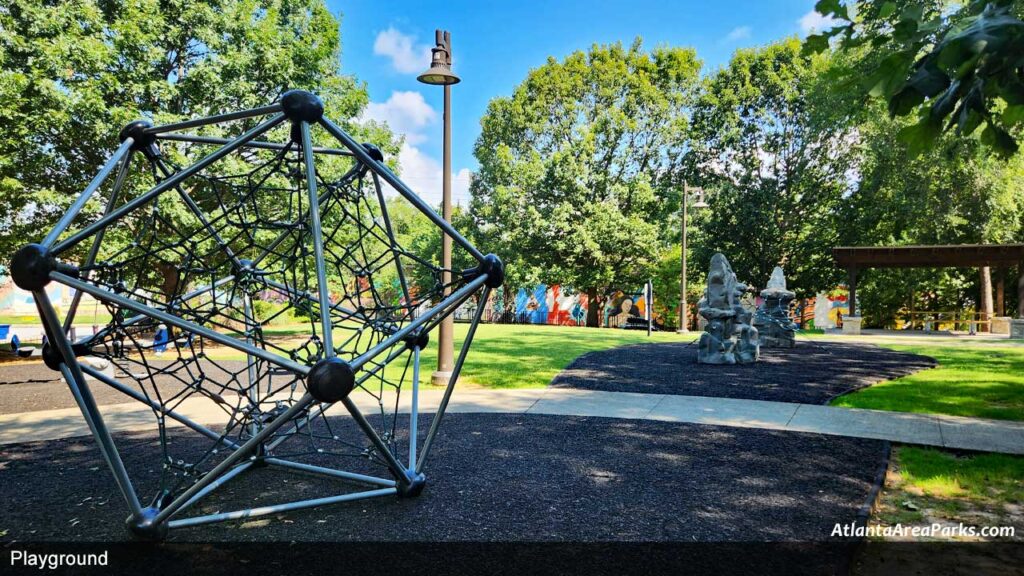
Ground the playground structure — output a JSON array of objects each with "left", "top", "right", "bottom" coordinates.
[{"left": 9, "top": 90, "right": 502, "bottom": 539}]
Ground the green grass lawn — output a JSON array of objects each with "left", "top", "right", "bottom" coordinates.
[
  {"left": 831, "top": 345, "right": 1024, "bottom": 421},
  {"left": 896, "top": 446, "right": 1024, "bottom": 503},
  {"left": 869, "top": 446, "right": 1024, "bottom": 542},
  {"left": 205, "top": 322, "right": 695, "bottom": 389}
]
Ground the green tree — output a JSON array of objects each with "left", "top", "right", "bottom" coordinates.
[
  {"left": 0, "top": 0, "right": 396, "bottom": 263},
  {"left": 470, "top": 39, "right": 702, "bottom": 326},
  {"left": 837, "top": 103, "right": 1024, "bottom": 324},
  {"left": 805, "top": 0, "right": 1024, "bottom": 156},
  {"left": 688, "top": 38, "right": 853, "bottom": 297}
]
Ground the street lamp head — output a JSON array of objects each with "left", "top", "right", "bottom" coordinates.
[
  {"left": 690, "top": 186, "right": 709, "bottom": 209},
  {"left": 417, "top": 58, "right": 460, "bottom": 85},
  {"left": 418, "top": 31, "right": 460, "bottom": 86}
]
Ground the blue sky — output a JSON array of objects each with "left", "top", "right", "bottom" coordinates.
[{"left": 327, "top": 0, "right": 836, "bottom": 205}]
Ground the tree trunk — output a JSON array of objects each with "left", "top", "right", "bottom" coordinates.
[
  {"left": 159, "top": 263, "right": 180, "bottom": 302},
  {"left": 980, "top": 266, "right": 994, "bottom": 333},
  {"left": 586, "top": 288, "right": 601, "bottom": 327}
]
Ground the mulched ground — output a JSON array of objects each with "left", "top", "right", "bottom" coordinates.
[
  {"left": 0, "top": 414, "right": 883, "bottom": 547},
  {"left": 550, "top": 341, "right": 936, "bottom": 404}
]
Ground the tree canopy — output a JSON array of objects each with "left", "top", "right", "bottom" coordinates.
[
  {"left": 688, "top": 38, "right": 854, "bottom": 297},
  {"left": 0, "top": 0, "right": 395, "bottom": 260},
  {"left": 805, "top": 0, "right": 1024, "bottom": 157},
  {"left": 470, "top": 39, "right": 702, "bottom": 325}
]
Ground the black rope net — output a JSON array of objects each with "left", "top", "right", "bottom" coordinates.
[{"left": 30, "top": 101, "right": 489, "bottom": 522}]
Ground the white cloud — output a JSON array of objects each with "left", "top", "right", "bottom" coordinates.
[
  {"left": 395, "top": 143, "right": 473, "bottom": 207},
  {"left": 723, "top": 25, "right": 752, "bottom": 42},
  {"left": 359, "top": 91, "right": 436, "bottom": 144},
  {"left": 798, "top": 10, "right": 839, "bottom": 34},
  {"left": 360, "top": 90, "right": 472, "bottom": 207},
  {"left": 373, "top": 27, "right": 431, "bottom": 74}
]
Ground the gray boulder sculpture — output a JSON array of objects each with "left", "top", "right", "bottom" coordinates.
[
  {"left": 697, "top": 253, "right": 759, "bottom": 364},
  {"left": 754, "top": 266, "right": 798, "bottom": 348}
]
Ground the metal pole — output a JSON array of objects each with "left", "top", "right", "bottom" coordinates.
[
  {"left": 416, "top": 284, "right": 490, "bottom": 474},
  {"left": 300, "top": 121, "right": 335, "bottom": 356},
  {"left": 349, "top": 274, "right": 486, "bottom": 372},
  {"left": 155, "top": 132, "right": 353, "bottom": 156},
  {"left": 51, "top": 113, "right": 285, "bottom": 255},
  {"left": 679, "top": 183, "right": 689, "bottom": 333},
  {"left": 317, "top": 117, "right": 485, "bottom": 262},
  {"left": 143, "top": 104, "right": 283, "bottom": 135},
  {"left": 409, "top": 345, "right": 420, "bottom": 468},
  {"left": 434, "top": 79, "right": 455, "bottom": 385},
  {"left": 153, "top": 392, "right": 317, "bottom": 524},
  {"left": 242, "top": 293, "right": 260, "bottom": 441},
  {"left": 167, "top": 487, "right": 396, "bottom": 529},
  {"left": 264, "top": 458, "right": 396, "bottom": 488},
  {"left": 35, "top": 291, "right": 142, "bottom": 515},
  {"left": 78, "top": 363, "right": 240, "bottom": 450},
  {"left": 42, "top": 138, "right": 135, "bottom": 248},
  {"left": 52, "top": 272, "right": 310, "bottom": 375},
  {"left": 63, "top": 149, "right": 135, "bottom": 333}
]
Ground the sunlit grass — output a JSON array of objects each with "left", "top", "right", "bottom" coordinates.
[
  {"left": 832, "top": 345, "right": 1024, "bottom": 421},
  {"left": 896, "top": 447, "right": 1024, "bottom": 504},
  {"left": 203, "top": 322, "right": 695, "bottom": 388}
]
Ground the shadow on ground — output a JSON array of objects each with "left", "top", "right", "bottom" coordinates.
[{"left": 1, "top": 413, "right": 882, "bottom": 571}]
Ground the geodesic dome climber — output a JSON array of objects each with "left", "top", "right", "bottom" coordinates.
[{"left": 9, "top": 90, "right": 503, "bottom": 540}]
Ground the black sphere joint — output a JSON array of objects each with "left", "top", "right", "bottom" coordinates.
[
  {"left": 126, "top": 507, "right": 168, "bottom": 541},
  {"left": 480, "top": 254, "right": 505, "bottom": 288},
  {"left": 11, "top": 243, "right": 55, "bottom": 291},
  {"left": 404, "top": 330, "right": 429, "bottom": 351},
  {"left": 234, "top": 258, "right": 256, "bottom": 278},
  {"left": 41, "top": 342, "right": 63, "bottom": 371},
  {"left": 118, "top": 120, "right": 158, "bottom": 154},
  {"left": 42, "top": 342, "right": 89, "bottom": 372},
  {"left": 396, "top": 472, "right": 426, "bottom": 499},
  {"left": 280, "top": 90, "right": 324, "bottom": 123},
  {"left": 362, "top": 143, "right": 384, "bottom": 162},
  {"left": 306, "top": 357, "right": 356, "bottom": 403}
]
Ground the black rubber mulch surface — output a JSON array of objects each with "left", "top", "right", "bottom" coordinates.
[
  {"left": 550, "top": 341, "right": 936, "bottom": 404},
  {"left": 0, "top": 414, "right": 883, "bottom": 549}
]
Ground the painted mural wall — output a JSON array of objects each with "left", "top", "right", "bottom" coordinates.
[
  {"left": 474, "top": 284, "right": 656, "bottom": 328},
  {"left": 0, "top": 271, "right": 104, "bottom": 323}
]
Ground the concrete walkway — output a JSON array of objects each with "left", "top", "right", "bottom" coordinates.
[{"left": 1, "top": 387, "right": 1023, "bottom": 455}]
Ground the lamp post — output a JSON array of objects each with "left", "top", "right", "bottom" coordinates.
[
  {"left": 418, "top": 30, "right": 460, "bottom": 385},
  {"left": 678, "top": 183, "right": 708, "bottom": 333}
]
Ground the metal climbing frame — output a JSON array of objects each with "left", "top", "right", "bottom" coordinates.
[{"left": 10, "top": 90, "right": 503, "bottom": 539}]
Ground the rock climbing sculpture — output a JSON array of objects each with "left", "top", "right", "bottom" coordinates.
[
  {"left": 697, "top": 253, "right": 759, "bottom": 364},
  {"left": 754, "top": 266, "right": 797, "bottom": 348}
]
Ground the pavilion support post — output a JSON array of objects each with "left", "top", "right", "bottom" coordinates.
[
  {"left": 996, "top": 269, "right": 1005, "bottom": 317},
  {"left": 842, "top": 266, "right": 863, "bottom": 335},
  {"left": 847, "top": 267, "right": 857, "bottom": 318},
  {"left": 980, "top": 266, "right": 994, "bottom": 333}
]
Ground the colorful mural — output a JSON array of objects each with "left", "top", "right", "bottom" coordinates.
[
  {"left": 801, "top": 288, "right": 850, "bottom": 329},
  {"left": 481, "top": 284, "right": 656, "bottom": 328},
  {"left": 0, "top": 272, "right": 80, "bottom": 319}
]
